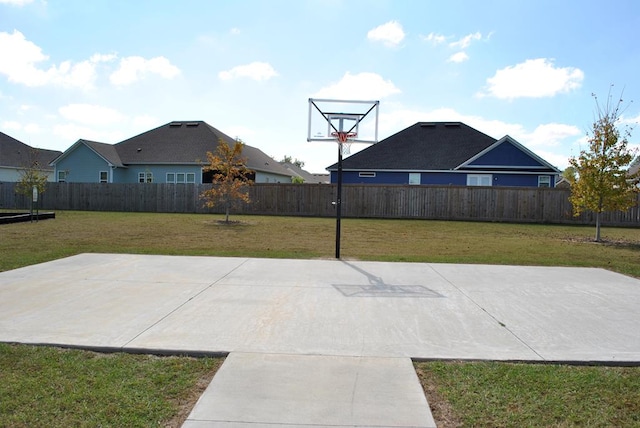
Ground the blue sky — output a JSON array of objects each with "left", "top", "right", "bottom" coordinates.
[{"left": 1, "top": 0, "right": 639, "bottom": 173}]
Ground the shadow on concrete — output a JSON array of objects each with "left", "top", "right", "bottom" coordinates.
[{"left": 333, "top": 260, "right": 445, "bottom": 298}]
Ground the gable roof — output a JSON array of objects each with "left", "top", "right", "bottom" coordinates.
[
  {"left": 329, "top": 122, "right": 497, "bottom": 171},
  {"left": 459, "top": 135, "right": 560, "bottom": 173},
  {"left": 115, "top": 121, "right": 291, "bottom": 176},
  {"left": 50, "top": 139, "right": 125, "bottom": 167},
  {"left": 0, "top": 131, "right": 61, "bottom": 170}
]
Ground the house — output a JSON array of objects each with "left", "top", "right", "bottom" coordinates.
[
  {"left": 327, "top": 122, "right": 561, "bottom": 187},
  {"left": 0, "top": 131, "right": 62, "bottom": 182},
  {"left": 279, "top": 161, "right": 329, "bottom": 184},
  {"left": 50, "top": 121, "right": 294, "bottom": 184}
]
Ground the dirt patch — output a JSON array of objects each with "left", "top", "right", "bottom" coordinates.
[{"left": 561, "top": 236, "right": 640, "bottom": 249}]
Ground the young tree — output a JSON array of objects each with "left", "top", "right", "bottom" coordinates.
[
  {"left": 15, "top": 149, "right": 49, "bottom": 205},
  {"left": 568, "top": 90, "right": 640, "bottom": 241},
  {"left": 200, "top": 138, "right": 253, "bottom": 223}
]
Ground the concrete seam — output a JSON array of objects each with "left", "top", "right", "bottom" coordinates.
[
  {"left": 427, "top": 264, "right": 546, "bottom": 361},
  {"left": 121, "top": 258, "right": 251, "bottom": 349}
]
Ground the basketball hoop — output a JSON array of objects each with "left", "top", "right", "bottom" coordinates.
[{"left": 331, "top": 131, "right": 357, "bottom": 155}]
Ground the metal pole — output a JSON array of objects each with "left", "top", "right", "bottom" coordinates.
[{"left": 335, "top": 141, "right": 343, "bottom": 259}]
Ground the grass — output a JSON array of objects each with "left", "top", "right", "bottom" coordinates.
[
  {"left": 0, "top": 343, "right": 222, "bottom": 427},
  {"left": 416, "top": 361, "right": 640, "bottom": 428},
  {"left": 1, "top": 211, "right": 639, "bottom": 426},
  {"left": 1, "top": 211, "right": 639, "bottom": 277}
]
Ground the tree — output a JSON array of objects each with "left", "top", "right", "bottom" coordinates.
[
  {"left": 568, "top": 90, "right": 640, "bottom": 242},
  {"left": 200, "top": 138, "right": 253, "bottom": 223},
  {"left": 15, "top": 149, "right": 49, "bottom": 206},
  {"left": 280, "top": 155, "right": 305, "bottom": 168}
]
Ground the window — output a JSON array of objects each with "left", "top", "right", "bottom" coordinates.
[
  {"left": 176, "top": 173, "right": 185, "bottom": 183},
  {"left": 467, "top": 174, "right": 492, "bottom": 186},
  {"left": 408, "top": 173, "right": 421, "bottom": 185},
  {"left": 359, "top": 172, "right": 376, "bottom": 178},
  {"left": 99, "top": 171, "right": 108, "bottom": 183},
  {"left": 139, "top": 172, "right": 153, "bottom": 183},
  {"left": 186, "top": 173, "right": 195, "bottom": 183},
  {"left": 57, "top": 170, "right": 67, "bottom": 182},
  {"left": 166, "top": 173, "right": 175, "bottom": 183},
  {"left": 538, "top": 175, "right": 551, "bottom": 188}
]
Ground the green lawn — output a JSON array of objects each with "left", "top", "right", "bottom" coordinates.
[
  {"left": 0, "top": 343, "right": 222, "bottom": 427},
  {"left": 1, "top": 211, "right": 639, "bottom": 426},
  {"left": 416, "top": 361, "right": 640, "bottom": 428},
  {"left": 2, "top": 211, "right": 639, "bottom": 277}
]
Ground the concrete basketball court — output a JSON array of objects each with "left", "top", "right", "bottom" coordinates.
[{"left": 1, "top": 253, "right": 639, "bottom": 427}]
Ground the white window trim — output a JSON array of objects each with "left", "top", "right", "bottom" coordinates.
[
  {"left": 408, "top": 172, "right": 421, "bottom": 185},
  {"left": 467, "top": 174, "right": 492, "bottom": 186},
  {"left": 538, "top": 175, "right": 551, "bottom": 187},
  {"left": 139, "top": 172, "right": 153, "bottom": 183},
  {"left": 186, "top": 172, "right": 195, "bottom": 183},
  {"left": 166, "top": 173, "right": 175, "bottom": 183},
  {"left": 57, "top": 170, "right": 66, "bottom": 182},
  {"left": 99, "top": 171, "right": 108, "bottom": 183},
  {"left": 359, "top": 172, "right": 376, "bottom": 178}
]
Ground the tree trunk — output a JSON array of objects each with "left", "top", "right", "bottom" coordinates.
[
  {"left": 225, "top": 205, "right": 230, "bottom": 223},
  {"left": 595, "top": 211, "right": 601, "bottom": 242}
]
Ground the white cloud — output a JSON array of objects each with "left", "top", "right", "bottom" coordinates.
[
  {"left": 523, "top": 123, "right": 582, "bottom": 148},
  {"left": 230, "top": 27, "right": 241, "bottom": 35},
  {"left": 0, "top": 121, "right": 41, "bottom": 135},
  {"left": 218, "top": 61, "right": 278, "bottom": 81},
  {"left": 367, "top": 20, "right": 405, "bottom": 47},
  {"left": 421, "top": 32, "right": 446, "bottom": 45},
  {"left": 0, "top": 0, "right": 34, "bottom": 5},
  {"left": 53, "top": 123, "right": 124, "bottom": 144},
  {"left": 110, "top": 56, "right": 180, "bottom": 86},
  {"left": 90, "top": 53, "right": 117, "bottom": 63},
  {"left": 23, "top": 123, "right": 41, "bottom": 134},
  {"left": 448, "top": 52, "right": 469, "bottom": 63},
  {"left": 0, "top": 30, "right": 104, "bottom": 89},
  {"left": 481, "top": 58, "right": 584, "bottom": 99},
  {"left": 132, "top": 114, "right": 159, "bottom": 129},
  {"left": 449, "top": 32, "right": 482, "bottom": 49},
  {"left": 2, "top": 120, "right": 22, "bottom": 130},
  {"left": 58, "top": 104, "right": 125, "bottom": 126},
  {"left": 314, "top": 72, "right": 401, "bottom": 100}
]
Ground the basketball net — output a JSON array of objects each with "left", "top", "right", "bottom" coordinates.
[{"left": 332, "top": 131, "right": 357, "bottom": 155}]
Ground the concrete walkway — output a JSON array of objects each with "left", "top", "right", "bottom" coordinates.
[{"left": 1, "top": 254, "right": 639, "bottom": 427}]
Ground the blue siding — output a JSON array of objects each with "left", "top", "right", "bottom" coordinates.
[
  {"left": 333, "top": 170, "right": 556, "bottom": 187},
  {"left": 55, "top": 144, "right": 110, "bottom": 183},
  {"left": 470, "top": 141, "right": 544, "bottom": 167},
  {"left": 117, "top": 165, "right": 203, "bottom": 183}
]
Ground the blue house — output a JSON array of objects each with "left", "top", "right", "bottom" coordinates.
[
  {"left": 50, "top": 121, "right": 294, "bottom": 184},
  {"left": 328, "top": 122, "right": 561, "bottom": 187}
]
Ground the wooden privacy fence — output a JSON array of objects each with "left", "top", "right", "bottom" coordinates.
[{"left": 1, "top": 181, "right": 639, "bottom": 226}]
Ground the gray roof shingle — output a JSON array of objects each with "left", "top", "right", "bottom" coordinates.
[
  {"left": 0, "top": 131, "right": 61, "bottom": 170},
  {"left": 115, "top": 121, "right": 291, "bottom": 176},
  {"left": 328, "top": 122, "right": 497, "bottom": 171}
]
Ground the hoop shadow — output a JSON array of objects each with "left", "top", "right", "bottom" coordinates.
[{"left": 333, "top": 261, "right": 444, "bottom": 298}]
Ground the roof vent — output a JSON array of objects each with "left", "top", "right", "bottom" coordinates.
[
  {"left": 169, "top": 122, "right": 182, "bottom": 127},
  {"left": 420, "top": 123, "right": 436, "bottom": 127},
  {"left": 137, "top": 148, "right": 142, "bottom": 152},
  {"left": 444, "top": 122, "right": 460, "bottom": 127},
  {"left": 185, "top": 122, "right": 199, "bottom": 127}
]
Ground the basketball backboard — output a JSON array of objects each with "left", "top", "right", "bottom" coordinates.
[{"left": 307, "top": 98, "right": 379, "bottom": 144}]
